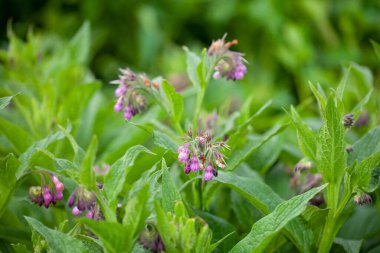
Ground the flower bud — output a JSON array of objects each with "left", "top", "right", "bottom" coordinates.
[
  {"left": 343, "top": 114, "right": 354, "bottom": 128},
  {"left": 72, "top": 206, "right": 82, "bottom": 216}
]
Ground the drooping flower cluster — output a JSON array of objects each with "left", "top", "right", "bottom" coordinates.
[
  {"left": 139, "top": 225, "right": 165, "bottom": 252},
  {"left": 29, "top": 174, "right": 64, "bottom": 208},
  {"left": 111, "top": 68, "right": 158, "bottom": 120},
  {"left": 68, "top": 187, "right": 100, "bottom": 219},
  {"left": 178, "top": 130, "right": 228, "bottom": 181},
  {"left": 354, "top": 192, "right": 372, "bottom": 205},
  {"left": 208, "top": 36, "right": 247, "bottom": 81},
  {"left": 290, "top": 160, "right": 324, "bottom": 206}
]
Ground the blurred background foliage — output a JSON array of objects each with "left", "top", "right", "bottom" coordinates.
[{"left": 1, "top": 0, "right": 380, "bottom": 112}]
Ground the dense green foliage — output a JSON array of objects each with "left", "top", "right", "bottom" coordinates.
[{"left": 1, "top": 2, "right": 380, "bottom": 253}]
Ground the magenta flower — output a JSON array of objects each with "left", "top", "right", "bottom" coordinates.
[
  {"left": 67, "top": 187, "right": 100, "bottom": 220},
  {"left": 178, "top": 144, "right": 189, "bottom": 163},
  {"left": 204, "top": 164, "right": 214, "bottom": 181},
  {"left": 190, "top": 155, "right": 200, "bottom": 172}
]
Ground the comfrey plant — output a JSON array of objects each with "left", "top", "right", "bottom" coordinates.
[{"left": 2, "top": 24, "right": 380, "bottom": 253}]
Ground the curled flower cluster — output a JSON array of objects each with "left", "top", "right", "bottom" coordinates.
[
  {"left": 68, "top": 187, "right": 100, "bottom": 219},
  {"left": 208, "top": 36, "right": 247, "bottom": 81},
  {"left": 29, "top": 174, "right": 64, "bottom": 208},
  {"left": 111, "top": 68, "right": 158, "bottom": 120},
  {"left": 178, "top": 131, "right": 227, "bottom": 181}
]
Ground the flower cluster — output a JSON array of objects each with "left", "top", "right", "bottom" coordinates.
[
  {"left": 29, "top": 174, "right": 64, "bottom": 208},
  {"left": 111, "top": 68, "right": 158, "bottom": 121},
  {"left": 68, "top": 187, "right": 100, "bottom": 219},
  {"left": 178, "top": 130, "right": 227, "bottom": 181},
  {"left": 208, "top": 36, "right": 247, "bottom": 81},
  {"left": 290, "top": 160, "right": 324, "bottom": 206},
  {"left": 354, "top": 192, "right": 372, "bottom": 205}
]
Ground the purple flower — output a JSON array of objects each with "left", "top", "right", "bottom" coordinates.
[
  {"left": 72, "top": 206, "right": 82, "bottom": 216},
  {"left": 204, "top": 164, "right": 214, "bottom": 181},
  {"left": 178, "top": 144, "right": 189, "bottom": 163},
  {"left": 184, "top": 162, "right": 191, "bottom": 174},
  {"left": 115, "top": 85, "right": 127, "bottom": 97},
  {"left": 190, "top": 155, "right": 200, "bottom": 172},
  {"left": 114, "top": 97, "right": 125, "bottom": 112},
  {"left": 43, "top": 187, "right": 52, "bottom": 208},
  {"left": 213, "top": 52, "right": 247, "bottom": 81},
  {"left": 124, "top": 105, "right": 134, "bottom": 121}
]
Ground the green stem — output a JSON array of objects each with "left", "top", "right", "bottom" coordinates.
[
  {"left": 318, "top": 211, "right": 338, "bottom": 253},
  {"left": 198, "top": 179, "right": 203, "bottom": 210}
]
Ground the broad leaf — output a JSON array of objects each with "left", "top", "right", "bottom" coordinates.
[
  {"left": 153, "top": 130, "right": 178, "bottom": 154},
  {"left": 17, "top": 130, "right": 65, "bottom": 178},
  {"left": 334, "top": 238, "right": 362, "bottom": 253},
  {"left": 80, "top": 219, "right": 129, "bottom": 253},
  {"left": 215, "top": 171, "right": 315, "bottom": 253},
  {"left": 230, "top": 184, "right": 326, "bottom": 253},
  {"left": 183, "top": 47, "right": 201, "bottom": 89},
  {"left": 348, "top": 126, "right": 380, "bottom": 165},
  {"left": 25, "top": 217, "right": 88, "bottom": 253},
  {"left": 228, "top": 124, "right": 287, "bottom": 171},
  {"left": 0, "top": 117, "right": 34, "bottom": 154},
  {"left": 0, "top": 154, "right": 18, "bottom": 217}
]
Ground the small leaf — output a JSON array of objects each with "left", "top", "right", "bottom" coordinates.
[
  {"left": 183, "top": 46, "right": 201, "bottom": 89},
  {"left": 351, "top": 150, "right": 380, "bottom": 191},
  {"left": 334, "top": 238, "right": 362, "bottom": 253},
  {"left": 154, "top": 202, "right": 177, "bottom": 252},
  {"left": 25, "top": 217, "right": 88, "bottom": 253},
  {"left": 230, "top": 184, "right": 326, "bottom": 253},
  {"left": 103, "top": 145, "right": 155, "bottom": 209},
  {"left": 80, "top": 219, "right": 129, "bottom": 253},
  {"left": 309, "top": 82, "right": 326, "bottom": 113},
  {"left": 0, "top": 95, "right": 14, "bottom": 110},
  {"left": 162, "top": 80, "right": 183, "bottom": 126},
  {"left": 289, "top": 106, "right": 317, "bottom": 160},
  {"left": 79, "top": 136, "right": 98, "bottom": 189},
  {"left": 161, "top": 159, "right": 182, "bottom": 213},
  {"left": 371, "top": 40, "right": 380, "bottom": 60}
]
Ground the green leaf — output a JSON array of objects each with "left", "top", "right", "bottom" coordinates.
[
  {"left": 183, "top": 46, "right": 201, "bottom": 89},
  {"left": 12, "top": 243, "right": 32, "bottom": 253},
  {"left": 153, "top": 130, "right": 178, "bottom": 154},
  {"left": 309, "top": 82, "right": 326, "bottom": 113},
  {"left": 0, "top": 95, "right": 14, "bottom": 110},
  {"left": 75, "top": 235, "right": 104, "bottom": 253},
  {"left": 230, "top": 184, "right": 326, "bottom": 253},
  {"left": 80, "top": 219, "right": 129, "bottom": 253},
  {"left": 348, "top": 126, "right": 380, "bottom": 165},
  {"left": 371, "top": 40, "right": 380, "bottom": 60},
  {"left": 25, "top": 217, "right": 88, "bottom": 253},
  {"left": 79, "top": 136, "right": 98, "bottom": 189},
  {"left": 316, "top": 94, "right": 346, "bottom": 182},
  {"left": 0, "top": 117, "right": 34, "bottom": 154},
  {"left": 0, "top": 154, "right": 18, "bottom": 217},
  {"left": 196, "top": 49, "right": 207, "bottom": 89},
  {"left": 334, "top": 238, "right": 362, "bottom": 253},
  {"left": 103, "top": 145, "right": 155, "bottom": 209},
  {"left": 215, "top": 171, "right": 315, "bottom": 252},
  {"left": 68, "top": 21, "right": 90, "bottom": 64},
  {"left": 17, "top": 130, "right": 65, "bottom": 178},
  {"left": 351, "top": 150, "right": 380, "bottom": 191},
  {"left": 162, "top": 80, "right": 183, "bottom": 126},
  {"left": 154, "top": 202, "right": 177, "bottom": 252},
  {"left": 161, "top": 159, "right": 182, "bottom": 213},
  {"left": 228, "top": 124, "right": 288, "bottom": 171},
  {"left": 122, "top": 183, "right": 150, "bottom": 242},
  {"left": 289, "top": 106, "right": 317, "bottom": 160}
]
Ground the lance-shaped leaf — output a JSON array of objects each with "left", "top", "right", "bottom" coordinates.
[
  {"left": 0, "top": 118, "right": 34, "bottom": 154},
  {"left": 103, "top": 145, "right": 155, "bottom": 209},
  {"left": 0, "top": 95, "right": 14, "bottom": 110},
  {"left": 230, "top": 184, "right": 326, "bottom": 253},
  {"left": 162, "top": 80, "right": 183, "bottom": 127},
  {"left": 215, "top": 172, "right": 315, "bottom": 252},
  {"left": 289, "top": 106, "right": 317, "bottom": 161},
  {"left": 79, "top": 136, "right": 97, "bottom": 189},
  {"left": 161, "top": 159, "right": 182, "bottom": 213}
]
